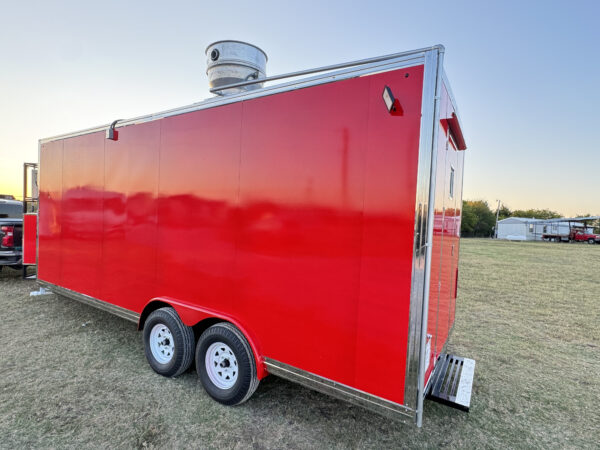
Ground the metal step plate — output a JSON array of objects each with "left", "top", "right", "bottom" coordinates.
[{"left": 426, "top": 353, "right": 475, "bottom": 412}]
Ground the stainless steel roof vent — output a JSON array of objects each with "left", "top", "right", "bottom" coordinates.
[{"left": 206, "top": 40, "right": 268, "bottom": 95}]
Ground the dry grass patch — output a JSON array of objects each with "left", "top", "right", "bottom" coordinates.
[{"left": 0, "top": 239, "right": 598, "bottom": 448}]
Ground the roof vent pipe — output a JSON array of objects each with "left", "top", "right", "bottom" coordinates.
[{"left": 206, "top": 40, "right": 268, "bottom": 95}]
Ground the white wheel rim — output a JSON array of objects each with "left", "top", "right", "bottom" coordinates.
[
  {"left": 205, "top": 342, "right": 238, "bottom": 389},
  {"left": 149, "top": 323, "right": 175, "bottom": 364}
]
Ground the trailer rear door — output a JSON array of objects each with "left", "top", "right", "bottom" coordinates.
[{"left": 425, "top": 82, "right": 465, "bottom": 386}]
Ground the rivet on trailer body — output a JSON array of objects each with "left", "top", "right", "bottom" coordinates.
[{"left": 106, "top": 119, "right": 121, "bottom": 141}]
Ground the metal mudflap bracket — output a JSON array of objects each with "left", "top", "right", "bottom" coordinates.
[{"left": 426, "top": 353, "right": 475, "bottom": 412}]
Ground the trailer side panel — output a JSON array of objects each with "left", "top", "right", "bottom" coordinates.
[
  {"left": 38, "top": 64, "right": 425, "bottom": 407},
  {"left": 354, "top": 66, "right": 423, "bottom": 403},
  {"left": 102, "top": 121, "right": 161, "bottom": 312},
  {"left": 60, "top": 133, "right": 105, "bottom": 298},
  {"left": 156, "top": 103, "right": 242, "bottom": 315}
]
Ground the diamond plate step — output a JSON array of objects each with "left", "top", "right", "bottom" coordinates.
[{"left": 426, "top": 353, "right": 475, "bottom": 412}]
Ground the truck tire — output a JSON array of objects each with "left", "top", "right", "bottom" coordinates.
[
  {"left": 588, "top": 238, "right": 595, "bottom": 244},
  {"left": 196, "top": 322, "right": 259, "bottom": 406},
  {"left": 143, "top": 307, "right": 195, "bottom": 378}
]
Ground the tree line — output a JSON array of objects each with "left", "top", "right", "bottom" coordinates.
[{"left": 460, "top": 200, "right": 599, "bottom": 237}]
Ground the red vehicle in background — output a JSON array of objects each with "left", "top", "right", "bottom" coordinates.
[
  {"left": 0, "top": 198, "right": 23, "bottom": 270},
  {"left": 571, "top": 230, "right": 600, "bottom": 244},
  {"left": 29, "top": 43, "right": 474, "bottom": 427},
  {"left": 543, "top": 227, "right": 600, "bottom": 243}
]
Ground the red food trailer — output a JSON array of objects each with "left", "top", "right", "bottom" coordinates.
[{"left": 32, "top": 42, "right": 473, "bottom": 426}]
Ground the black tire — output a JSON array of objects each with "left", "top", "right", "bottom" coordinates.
[
  {"left": 143, "top": 307, "right": 195, "bottom": 378},
  {"left": 196, "top": 322, "right": 259, "bottom": 406},
  {"left": 588, "top": 238, "right": 595, "bottom": 244}
]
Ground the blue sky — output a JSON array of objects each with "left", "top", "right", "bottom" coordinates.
[{"left": 1, "top": 0, "right": 598, "bottom": 215}]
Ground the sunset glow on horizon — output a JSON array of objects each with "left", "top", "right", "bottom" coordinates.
[{"left": 1, "top": 1, "right": 598, "bottom": 217}]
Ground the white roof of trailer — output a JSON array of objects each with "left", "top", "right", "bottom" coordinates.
[
  {"left": 541, "top": 216, "right": 600, "bottom": 222},
  {"left": 499, "top": 216, "right": 597, "bottom": 225}
]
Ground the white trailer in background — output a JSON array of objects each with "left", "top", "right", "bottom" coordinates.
[{"left": 497, "top": 217, "right": 596, "bottom": 242}]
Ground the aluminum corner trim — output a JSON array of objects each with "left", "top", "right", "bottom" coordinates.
[
  {"left": 404, "top": 46, "right": 444, "bottom": 427},
  {"left": 416, "top": 46, "right": 445, "bottom": 429}
]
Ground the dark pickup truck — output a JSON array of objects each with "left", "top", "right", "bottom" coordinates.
[{"left": 0, "top": 199, "right": 23, "bottom": 270}]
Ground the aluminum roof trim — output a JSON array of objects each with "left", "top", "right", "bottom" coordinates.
[{"left": 39, "top": 46, "right": 440, "bottom": 144}]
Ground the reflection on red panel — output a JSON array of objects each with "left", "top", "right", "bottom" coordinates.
[
  {"left": 102, "top": 121, "right": 160, "bottom": 312},
  {"left": 235, "top": 77, "right": 369, "bottom": 389},
  {"left": 38, "top": 140, "right": 63, "bottom": 283},
  {"left": 156, "top": 103, "right": 242, "bottom": 316},
  {"left": 60, "top": 133, "right": 105, "bottom": 298},
  {"left": 37, "top": 64, "right": 433, "bottom": 405}
]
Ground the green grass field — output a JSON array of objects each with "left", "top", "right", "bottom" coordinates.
[{"left": 0, "top": 239, "right": 598, "bottom": 448}]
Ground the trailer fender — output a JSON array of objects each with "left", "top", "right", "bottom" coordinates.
[{"left": 139, "top": 297, "right": 267, "bottom": 379}]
